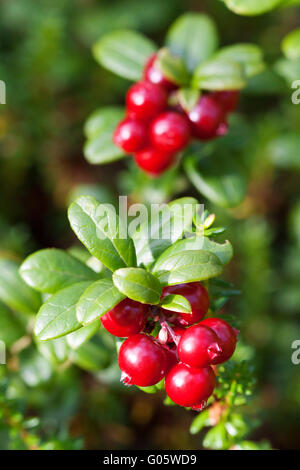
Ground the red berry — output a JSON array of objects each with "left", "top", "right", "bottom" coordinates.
[
  {"left": 126, "top": 81, "right": 167, "bottom": 122},
  {"left": 188, "top": 95, "right": 224, "bottom": 140},
  {"left": 165, "top": 363, "right": 216, "bottom": 407},
  {"left": 118, "top": 334, "right": 167, "bottom": 386},
  {"left": 101, "top": 298, "right": 147, "bottom": 338},
  {"left": 113, "top": 118, "right": 147, "bottom": 153},
  {"left": 161, "top": 282, "right": 209, "bottom": 326},
  {"left": 200, "top": 318, "right": 238, "bottom": 364},
  {"left": 144, "top": 53, "right": 177, "bottom": 91},
  {"left": 134, "top": 146, "right": 175, "bottom": 176},
  {"left": 210, "top": 90, "right": 240, "bottom": 113},
  {"left": 178, "top": 324, "right": 222, "bottom": 368},
  {"left": 150, "top": 111, "right": 190, "bottom": 153},
  {"left": 163, "top": 344, "right": 179, "bottom": 373}
]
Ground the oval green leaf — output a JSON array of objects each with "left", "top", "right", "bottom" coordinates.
[
  {"left": 214, "top": 43, "right": 265, "bottom": 77},
  {"left": 93, "top": 30, "right": 156, "bottom": 81},
  {"left": 166, "top": 13, "right": 218, "bottom": 72},
  {"left": 76, "top": 279, "right": 125, "bottom": 325},
  {"left": 160, "top": 294, "right": 191, "bottom": 313},
  {"left": 113, "top": 267, "right": 162, "bottom": 304},
  {"left": 193, "top": 58, "right": 246, "bottom": 90},
  {"left": 34, "top": 281, "right": 92, "bottom": 341},
  {"left": 222, "top": 0, "right": 283, "bottom": 16},
  {"left": 282, "top": 27, "right": 300, "bottom": 60},
  {"left": 152, "top": 250, "right": 223, "bottom": 286}
]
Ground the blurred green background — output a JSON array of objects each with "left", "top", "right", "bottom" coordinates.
[{"left": 0, "top": 0, "right": 300, "bottom": 450}]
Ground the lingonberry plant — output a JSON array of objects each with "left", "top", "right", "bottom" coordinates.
[
  {"left": 16, "top": 194, "right": 246, "bottom": 413},
  {"left": 84, "top": 13, "right": 265, "bottom": 179}
]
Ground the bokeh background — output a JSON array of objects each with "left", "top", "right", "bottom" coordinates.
[{"left": 0, "top": 0, "right": 300, "bottom": 450}]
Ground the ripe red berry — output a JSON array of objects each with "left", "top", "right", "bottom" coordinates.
[
  {"left": 144, "top": 53, "right": 176, "bottom": 91},
  {"left": 126, "top": 81, "right": 167, "bottom": 122},
  {"left": 149, "top": 111, "right": 190, "bottom": 153},
  {"left": 165, "top": 363, "right": 216, "bottom": 407},
  {"left": 161, "top": 282, "right": 209, "bottom": 326},
  {"left": 210, "top": 90, "right": 240, "bottom": 113},
  {"left": 113, "top": 118, "right": 147, "bottom": 153},
  {"left": 134, "top": 146, "right": 175, "bottom": 176},
  {"left": 188, "top": 95, "right": 224, "bottom": 140},
  {"left": 118, "top": 334, "right": 167, "bottom": 386},
  {"left": 200, "top": 318, "right": 238, "bottom": 364},
  {"left": 178, "top": 324, "right": 222, "bottom": 368},
  {"left": 101, "top": 298, "right": 147, "bottom": 338},
  {"left": 162, "top": 344, "right": 179, "bottom": 373}
]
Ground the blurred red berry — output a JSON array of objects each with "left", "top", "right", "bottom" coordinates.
[
  {"left": 126, "top": 81, "right": 167, "bottom": 122},
  {"left": 113, "top": 118, "right": 147, "bottom": 153},
  {"left": 210, "top": 90, "right": 240, "bottom": 113},
  {"left": 150, "top": 111, "right": 190, "bottom": 153},
  {"left": 188, "top": 95, "right": 224, "bottom": 140},
  {"left": 134, "top": 146, "right": 175, "bottom": 176}
]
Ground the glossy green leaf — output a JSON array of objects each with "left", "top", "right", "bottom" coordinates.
[
  {"left": 166, "top": 13, "right": 218, "bottom": 72},
  {"left": 160, "top": 294, "right": 191, "bottom": 313},
  {"left": 155, "top": 236, "right": 233, "bottom": 266},
  {"left": 93, "top": 30, "right": 156, "bottom": 81},
  {"left": 193, "top": 58, "right": 246, "bottom": 90},
  {"left": 222, "top": 0, "right": 283, "bottom": 16},
  {"left": 215, "top": 43, "right": 265, "bottom": 77},
  {"left": 133, "top": 197, "right": 199, "bottom": 267},
  {"left": 20, "top": 249, "right": 99, "bottom": 294},
  {"left": 84, "top": 107, "right": 126, "bottom": 165},
  {"left": 66, "top": 321, "right": 101, "bottom": 349},
  {"left": 113, "top": 267, "right": 162, "bottom": 304},
  {"left": 68, "top": 196, "right": 137, "bottom": 271},
  {"left": 282, "top": 28, "right": 300, "bottom": 60},
  {"left": 156, "top": 48, "right": 189, "bottom": 86},
  {"left": 0, "top": 259, "right": 41, "bottom": 315},
  {"left": 34, "top": 281, "right": 92, "bottom": 341},
  {"left": 152, "top": 250, "right": 223, "bottom": 285},
  {"left": 184, "top": 152, "right": 247, "bottom": 208},
  {"left": 76, "top": 279, "right": 125, "bottom": 325},
  {"left": 0, "top": 301, "right": 25, "bottom": 347}
]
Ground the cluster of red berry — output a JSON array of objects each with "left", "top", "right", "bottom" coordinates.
[
  {"left": 100, "top": 281, "right": 238, "bottom": 411},
  {"left": 113, "top": 52, "right": 239, "bottom": 176}
]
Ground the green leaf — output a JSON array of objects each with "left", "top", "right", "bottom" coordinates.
[
  {"left": 166, "top": 13, "right": 218, "bottom": 72},
  {"left": 93, "top": 29, "right": 156, "bottom": 81},
  {"left": 214, "top": 43, "right": 265, "bottom": 77},
  {"left": 0, "top": 301, "right": 25, "bottom": 347},
  {"left": 156, "top": 48, "right": 189, "bottom": 86},
  {"left": 155, "top": 236, "right": 233, "bottom": 266},
  {"left": 34, "top": 281, "right": 92, "bottom": 341},
  {"left": 0, "top": 259, "right": 41, "bottom": 315},
  {"left": 68, "top": 196, "right": 137, "bottom": 272},
  {"left": 113, "top": 267, "right": 161, "bottom": 304},
  {"left": 222, "top": 0, "right": 283, "bottom": 16},
  {"left": 282, "top": 28, "right": 300, "bottom": 60},
  {"left": 160, "top": 294, "right": 191, "bottom": 313},
  {"left": 152, "top": 250, "right": 223, "bottom": 286},
  {"left": 76, "top": 279, "right": 125, "bottom": 325},
  {"left": 274, "top": 57, "right": 300, "bottom": 83},
  {"left": 66, "top": 321, "right": 101, "bottom": 349},
  {"left": 190, "top": 409, "right": 210, "bottom": 434},
  {"left": 267, "top": 133, "right": 300, "bottom": 170},
  {"left": 84, "top": 107, "right": 126, "bottom": 164},
  {"left": 133, "top": 197, "right": 199, "bottom": 267},
  {"left": 20, "top": 249, "right": 99, "bottom": 294},
  {"left": 193, "top": 58, "right": 246, "bottom": 90},
  {"left": 203, "top": 422, "right": 229, "bottom": 450},
  {"left": 177, "top": 88, "right": 201, "bottom": 112},
  {"left": 184, "top": 152, "right": 246, "bottom": 208}
]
